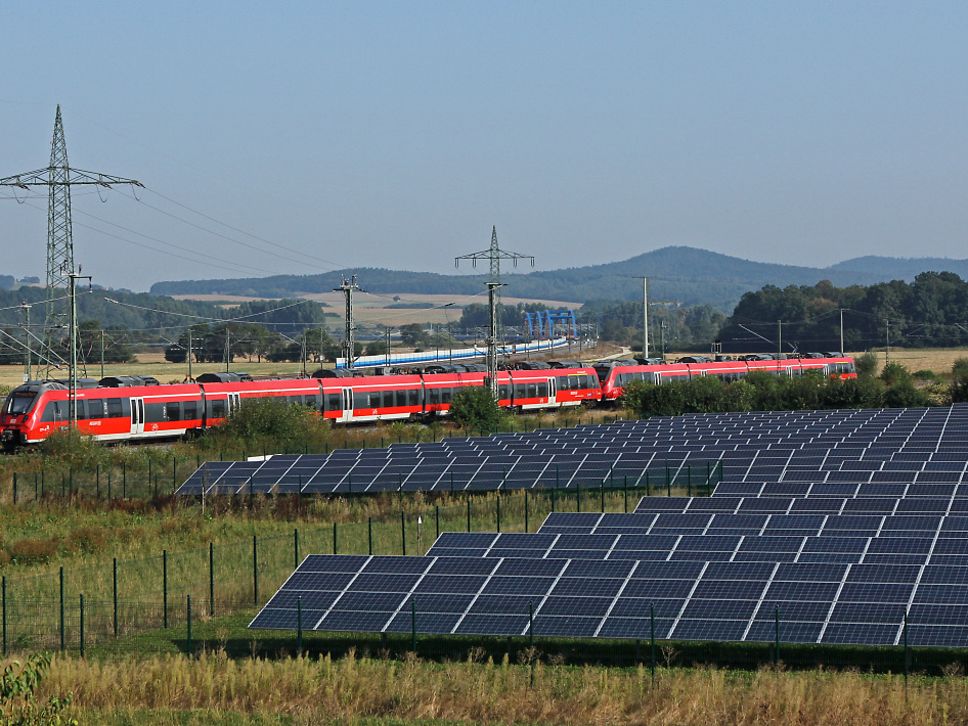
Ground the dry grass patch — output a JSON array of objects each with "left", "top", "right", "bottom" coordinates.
[{"left": 30, "top": 651, "right": 968, "bottom": 725}]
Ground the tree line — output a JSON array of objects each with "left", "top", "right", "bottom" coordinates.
[{"left": 717, "top": 273, "right": 968, "bottom": 352}]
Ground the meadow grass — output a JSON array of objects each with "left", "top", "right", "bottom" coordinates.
[
  {"left": 2, "top": 488, "right": 678, "bottom": 655},
  {"left": 21, "top": 649, "right": 968, "bottom": 725}
]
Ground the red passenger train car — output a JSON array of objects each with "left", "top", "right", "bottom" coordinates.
[
  {"left": 0, "top": 364, "right": 602, "bottom": 446},
  {"left": 0, "top": 355, "right": 854, "bottom": 447},
  {"left": 596, "top": 355, "right": 856, "bottom": 401}
]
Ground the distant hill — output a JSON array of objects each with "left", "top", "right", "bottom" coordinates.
[{"left": 150, "top": 246, "right": 968, "bottom": 310}]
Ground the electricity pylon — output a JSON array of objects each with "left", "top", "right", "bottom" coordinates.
[
  {"left": 0, "top": 105, "right": 142, "bottom": 375},
  {"left": 455, "top": 226, "right": 534, "bottom": 396}
]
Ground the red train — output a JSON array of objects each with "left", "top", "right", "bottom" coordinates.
[{"left": 0, "top": 355, "right": 855, "bottom": 447}]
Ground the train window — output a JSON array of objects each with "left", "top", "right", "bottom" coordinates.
[
  {"left": 325, "top": 394, "right": 341, "bottom": 411},
  {"left": 145, "top": 403, "right": 167, "bottom": 423},
  {"left": 5, "top": 391, "right": 36, "bottom": 415},
  {"left": 85, "top": 399, "right": 105, "bottom": 419},
  {"left": 513, "top": 383, "right": 526, "bottom": 398},
  {"left": 527, "top": 383, "right": 538, "bottom": 398},
  {"left": 382, "top": 390, "right": 394, "bottom": 407},
  {"left": 183, "top": 401, "right": 198, "bottom": 420},
  {"left": 441, "top": 388, "right": 453, "bottom": 404},
  {"left": 537, "top": 382, "right": 548, "bottom": 397},
  {"left": 41, "top": 401, "right": 63, "bottom": 423},
  {"left": 106, "top": 398, "right": 124, "bottom": 418},
  {"left": 428, "top": 388, "right": 439, "bottom": 405},
  {"left": 209, "top": 399, "right": 227, "bottom": 418},
  {"left": 165, "top": 402, "right": 182, "bottom": 421},
  {"left": 498, "top": 384, "right": 509, "bottom": 399},
  {"left": 408, "top": 389, "right": 420, "bottom": 406}
]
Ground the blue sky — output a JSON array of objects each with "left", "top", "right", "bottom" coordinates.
[{"left": 1, "top": 2, "right": 966, "bottom": 290}]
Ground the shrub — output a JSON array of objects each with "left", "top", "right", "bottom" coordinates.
[
  {"left": 952, "top": 359, "right": 968, "bottom": 403},
  {"left": 9, "top": 537, "right": 59, "bottom": 565},
  {"left": 450, "top": 386, "right": 506, "bottom": 433},
  {"left": 854, "top": 352, "right": 879, "bottom": 378},
  {"left": 205, "top": 397, "right": 328, "bottom": 452},
  {"left": 33, "top": 428, "right": 105, "bottom": 470},
  {"left": 65, "top": 526, "right": 107, "bottom": 555}
]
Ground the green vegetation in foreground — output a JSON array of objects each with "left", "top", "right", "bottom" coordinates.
[
  {"left": 17, "top": 644, "right": 968, "bottom": 725},
  {"left": 622, "top": 359, "right": 959, "bottom": 419},
  {"left": 3, "top": 485, "right": 705, "bottom": 656}
]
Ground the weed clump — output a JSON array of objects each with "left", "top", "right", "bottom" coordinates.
[{"left": 8, "top": 537, "right": 59, "bottom": 565}]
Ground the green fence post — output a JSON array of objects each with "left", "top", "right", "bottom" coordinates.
[
  {"left": 252, "top": 535, "right": 259, "bottom": 605},
  {"left": 496, "top": 494, "right": 501, "bottom": 533},
  {"left": 122, "top": 461, "right": 127, "bottom": 498},
  {"left": 688, "top": 465, "right": 693, "bottom": 494},
  {"left": 466, "top": 499, "right": 471, "bottom": 532},
  {"left": 529, "top": 600, "right": 534, "bottom": 647},
  {"left": 706, "top": 461, "right": 711, "bottom": 493},
  {"left": 112, "top": 558, "right": 118, "bottom": 638},
  {"left": 650, "top": 602, "right": 656, "bottom": 686},
  {"left": 645, "top": 470, "right": 651, "bottom": 496},
  {"left": 551, "top": 485, "right": 556, "bottom": 512},
  {"left": 411, "top": 599, "right": 417, "bottom": 653},
  {"left": 59, "top": 566, "right": 65, "bottom": 652},
  {"left": 163, "top": 550, "right": 169, "bottom": 629},
  {"left": 903, "top": 609, "right": 910, "bottom": 685},
  {"left": 576, "top": 481, "right": 581, "bottom": 512},
  {"left": 333, "top": 522, "right": 338, "bottom": 554},
  {"left": 774, "top": 606, "right": 780, "bottom": 666},
  {"left": 524, "top": 490, "right": 530, "bottom": 533},
  {"left": 148, "top": 459, "right": 153, "bottom": 496},
  {"left": 12, "top": 472, "right": 17, "bottom": 505},
  {"left": 209, "top": 542, "right": 215, "bottom": 617},
  {"left": 623, "top": 476, "right": 629, "bottom": 513},
  {"left": 401, "top": 511, "right": 407, "bottom": 556},
  {"left": 2, "top": 575, "right": 6, "bottom": 657},
  {"left": 79, "top": 594, "right": 85, "bottom": 658},
  {"left": 172, "top": 456, "right": 177, "bottom": 493},
  {"left": 435, "top": 505, "right": 440, "bottom": 540},
  {"left": 296, "top": 595, "right": 303, "bottom": 655},
  {"left": 294, "top": 529, "right": 300, "bottom": 568},
  {"left": 107, "top": 471, "right": 112, "bottom": 500},
  {"left": 368, "top": 518, "right": 373, "bottom": 555},
  {"left": 186, "top": 594, "right": 193, "bottom": 656},
  {"left": 555, "top": 464, "right": 560, "bottom": 490},
  {"left": 600, "top": 479, "right": 605, "bottom": 512},
  {"left": 667, "top": 468, "right": 672, "bottom": 497}
]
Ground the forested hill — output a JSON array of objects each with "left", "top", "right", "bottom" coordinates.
[{"left": 149, "top": 247, "right": 968, "bottom": 310}]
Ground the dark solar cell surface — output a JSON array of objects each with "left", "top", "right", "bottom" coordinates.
[{"left": 250, "top": 405, "right": 968, "bottom": 647}]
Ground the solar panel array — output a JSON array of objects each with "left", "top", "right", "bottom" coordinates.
[
  {"left": 250, "top": 405, "right": 968, "bottom": 648},
  {"left": 181, "top": 405, "right": 962, "bottom": 496}
]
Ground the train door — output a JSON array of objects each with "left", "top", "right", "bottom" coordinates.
[
  {"left": 547, "top": 376, "right": 558, "bottom": 407},
  {"left": 339, "top": 388, "right": 354, "bottom": 423},
  {"left": 130, "top": 397, "right": 145, "bottom": 436},
  {"left": 227, "top": 392, "right": 242, "bottom": 415}
]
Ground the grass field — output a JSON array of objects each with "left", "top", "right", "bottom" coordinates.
[
  {"left": 9, "top": 650, "right": 967, "bottom": 724},
  {"left": 171, "top": 291, "right": 583, "bottom": 326}
]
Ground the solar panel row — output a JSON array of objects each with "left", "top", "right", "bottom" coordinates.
[
  {"left": 250, "top": 553, "right": 968, "bottom": 647},
  {"left": 181, "top": 405, "right": 968, "bottom": 496}
]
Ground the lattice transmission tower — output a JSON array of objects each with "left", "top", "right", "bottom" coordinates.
[
  {"left": 455, "top": 226, "right": 534, "bottom": 396},
  {"left": 0, "top": 105, "right": 142, "bottom": 375}
]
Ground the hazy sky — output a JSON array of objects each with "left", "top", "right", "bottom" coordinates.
[{"left": 1, "top": 2, "right": 966, "bottom": 291}]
